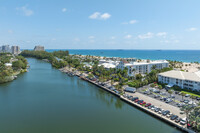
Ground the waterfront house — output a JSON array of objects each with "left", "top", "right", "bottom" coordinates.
[{"left": 158, "top": 70, "right": 200, "bottom": 91}]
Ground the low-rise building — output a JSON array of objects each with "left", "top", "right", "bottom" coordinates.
[{"left": 158, "top": 70, "right": 200, "bottom": 91}]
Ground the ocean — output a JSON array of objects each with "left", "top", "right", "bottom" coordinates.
[{"left": 46, "top": 49, "right": 200, "bottom": 63}]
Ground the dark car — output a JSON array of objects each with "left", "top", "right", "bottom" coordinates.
[
  {"left": 127, "top": 96, "right": 133, "bottom": 100},
  {"left": 196, "top": 97, "right": 200, "bottom": 100},
  {"left": 175, "top": 91, "right": 179, "bottom": 94},
  {"left": 163, "top": 98, "right": 167, "bottom": 101},
  {"left": 162, "top": 110, "right": 170, "bottom": 116},
  {"left": 132, "top": 97, "right": 138, "bottom": 101},
  {"left": 155, "top": 108, "right": 161, "bottom": 112},
  {"left": 175, "top": 118, "right": 181, "bottom": 123},
  {"left": 170, "top": 115, "right": 178, "bottom": 120}
]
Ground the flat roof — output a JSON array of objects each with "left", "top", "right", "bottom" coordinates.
[{"left": 159, "top": 70, "right": 200, "bottom": 82}]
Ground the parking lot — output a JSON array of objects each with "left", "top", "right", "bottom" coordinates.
[
  {"left": 125, "top": 92, "right": 186, "bottom": 119},
  {"left": 137, "top": 85, "right": 199, "bottom": 108}
]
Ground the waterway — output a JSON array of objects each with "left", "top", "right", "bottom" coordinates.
[{"left": 0, "top": 58, "right": 182, "bottom": 133}]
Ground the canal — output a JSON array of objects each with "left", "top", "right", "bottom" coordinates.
[{"left": 0, "top": 58, "right": 182, "bottom": 133}]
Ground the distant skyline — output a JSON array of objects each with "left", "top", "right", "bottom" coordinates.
[{"left": 0, "top": 0, "right": 200, "bottom": 49}]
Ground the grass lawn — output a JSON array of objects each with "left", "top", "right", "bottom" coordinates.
[{"left": 181, "top": 91, "right": 200, "bottom": 98}]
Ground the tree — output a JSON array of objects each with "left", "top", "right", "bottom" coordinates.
[
  {"left": 181, "top": 105, "right": 193, "bottom": 127},
  {"left": 158, "top": 85, "right": 162, "bottom": 90},
  {"left": 190, "top": 95, "right": 196, "bottom": 105},
  {"left": 12, "top": 60, "right": 24, "bottom": 70},
  {"left": 168, "top": 89, "right": 173, "bottom": 97},
  {"left": 181, "top": 92, "right": 186, "bottom": 100}
]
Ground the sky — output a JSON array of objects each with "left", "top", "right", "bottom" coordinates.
[{"left": 0, "top": 0, "right": 200, "bottom": 49}]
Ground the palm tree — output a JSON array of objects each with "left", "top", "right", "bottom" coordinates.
[{"left": 181, "top": 92, "right": 186, "bottom": 100}]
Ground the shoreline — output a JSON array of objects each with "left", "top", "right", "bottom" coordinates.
[
  {"left": 60, "top": 67, "right": 194, "bottom": 133},
  {"left": 0, "top": 69, "right": 27, "bottom": 84}
]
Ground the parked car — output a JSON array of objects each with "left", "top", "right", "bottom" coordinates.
[
  {"left": 184, "top": 100, "right": 189, "bottom": 104},
  {"left": 159, "top": 109, "right": 164, "bottom": 114},
  {"left": 166, "top": 98, "right": 172, "bottom": 103},
  {"left": 170, "top": 115, "right": 178, "bottom": 120},
  {"left": 196, "top": 97, "right": 200, "bottom": 100},
  {"left": 140, "top": 101, "right": 146, "bottom": 105},
  {"left": 180, "top": 118, "right": 187, "bottom": 125},
  {"left": 171, "top": 95, "right": 175, "bottom": 98},
  {"left": 132, "top": 97, "right": 138, "bottom": 101},
  {"left": 167, "top": 113, "right": 172, "bottom": 118},
  {"left": 134, "top": 99, "right": 139, "bottom": 102},
  {"left": 148, "top": 105, "right": 154, "bottom": 109},
  {"left": 175, "top": 91, "right": 179, "bottom": 94},
  {"left": 151, "top": 106, "right": 156, "bottom": 111},
  {"left": 180, "top": 99, "right": 184, "bottom": 102},
  {"left": 137, "top": 100, "right": 143, "bottom": 104},
  {"left": 175, "top": 118, "right": 181, "bottom": 123},
  {"left": 155, "top": 108, "right": 161, "bottom": 112},
  {"left": 162, "top": 110, "right": 170, "bottom": 116},
  {"left": 145, "top": 103, "right": 151, "bottom": 107},
  {"left": 185, "top": 94, "right": 190, "bottom": 97}
]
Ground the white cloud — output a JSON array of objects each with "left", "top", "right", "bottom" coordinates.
[
  {"left": 122, "top": 20, "right": 138, "bottom": 24},
  {"left": 100, "top": 13, "right": 111, "bottom": 20},
  {"left": 62, "top": 8, "right": 67, "bottom": 12},
  {"left": 8, "top": 30, "right": 13, "bottom": 34},
  {"left": 129, "top": 20, "right": 137, "bottom": 24},
  {"left": 138, "top": 32, "right": 154, "bottom": 39},
  {"left": 51, "top": 38, "right": 56, "bottom": 41},
  {"left": 74, "top": 38, "right": 80, "bottom": 42},
  {"left": 156, "top": 32, "right": 167, "bottom": 37},
  {"left": 88, "top": 36, "right": 95, "bottom": 39},
  {"left": 89, "top": 12, "right": 101, "bottom": 19},
  {"left": 16, "top": 5, "right": 34, "bottom": 16},
  {"left": 89, "top": 12, "right": 111, "bottom": 20},
  {"left": 110, "top": 36, "right": 116, "bottom": 39},
  {"left": 187, "top": 27, "right": 197, "bottom": 31},
  {"left": 124, "top": 34, "right": 132, "bottom": 39}
]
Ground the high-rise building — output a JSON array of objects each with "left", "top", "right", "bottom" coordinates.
[
  {"left": 1, "top": 45, "right": 10, "bottom": 53},
  {"left": 11, "top": 46, "right": 21, "bottom": 55},
  {"left": 34, "top": 45, "right": 45, "bottom": 51}
]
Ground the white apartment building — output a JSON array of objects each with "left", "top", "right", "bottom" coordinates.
[
  {"left": 158, "top": 70, "right": 200, "bottom": 91},
  {"left": 116, "top": 60, "right": 169, "bottom": 76}
]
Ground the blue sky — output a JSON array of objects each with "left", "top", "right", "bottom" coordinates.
[{"left": 0, "top": 0, "right": 200, "bottom": 49}]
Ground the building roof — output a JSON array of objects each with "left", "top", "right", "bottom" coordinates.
[
  {"left": 159, "top": 70, "right": 200, "bottom": 82},
  {"left": 98, "top": 63, "right": 116, "bottom": 69}
]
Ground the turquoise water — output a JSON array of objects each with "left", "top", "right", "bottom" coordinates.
[
  {"left": 0, "top": 58, "right": 182, "bottom": 133},
  {"left": 46, "top": 49, "right": 200, "bottom": 63}
]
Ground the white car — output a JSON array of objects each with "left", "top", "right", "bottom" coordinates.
[
  {"left": 167, "top": 113, "right": 172, "bottom": 118},
  {"left": 159, "top": 109, "right": 164, "bottom": 114},
  {"left": 180, "top": 117, "right": 187, "bottom": 125}
]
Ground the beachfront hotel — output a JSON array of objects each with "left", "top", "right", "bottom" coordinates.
[
  {"left": 116, "top": 60, "right": 169, "bottom": 76},
  {"left": 158, "top": 70, "right": 200, "bottom": 91}
]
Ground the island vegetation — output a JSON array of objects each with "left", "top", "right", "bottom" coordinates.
[{"left": 0, "top": 53, "right": 28, "bottom": 84}]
